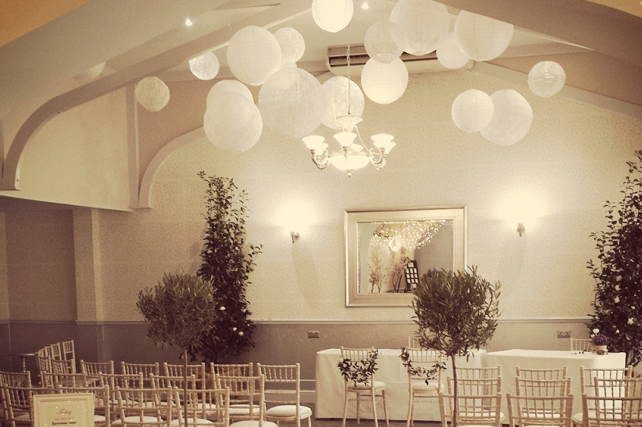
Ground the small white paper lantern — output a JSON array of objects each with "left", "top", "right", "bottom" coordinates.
[
  {"left": 437, "top": 33, "right": 470, "bottom": 69},
  {"left": 312, "top": 0, "right": 354, "bottom": 33},
  {"left": 274, "top": 27, "right": 305, "bottom": 64},
  {"left": 135, "top": 76, "right": 170, "bottom": 112},
  {"left": 321, "top": 76, "right": 365, "bottom": 130},
  {"left": 389, "top": 0, "right": 450, "bottom": 56},
  {"left": 204, "top": 92, "right": 263, "bottom": 152},
  {"left": 451, "top": 89, "right": 494, "bottom": 133},
  {"left": 258, "top": 67, "right": 325, "bottom": 139},
  {"left": 189, "top": 52, "right": 220, "bottom": 80},
  {"left": 364, "top": 21, "right": 404, "bottom": 64},
  {"left": 206, "top": 80, "right": 253, "bottom": 108},
  {"left": 528, "top": 61, "right": 566, "bottom": 97},
  {"left": 454, "top": 10, "right": 514, "bottom": 61},
  {"left": 227, "top": 26, "right": 282, "bottom": 86},
  {"left": 361, "top": 57, "right": 409, "bottom": 105},
  {"left": 481, "top": 89, "right": 533, "bottom": 145}
]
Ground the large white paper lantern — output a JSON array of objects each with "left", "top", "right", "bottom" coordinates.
[
  {"left": 189, "top": 52, "right": 220, "bottom": 80},
  {"left": 361, "top": 57, "right": 409, "bottom": 105},
  {"left": 481, "top": 89, "right": 533, "bottom": 145},
  {"left": 135, "top": 76, "right": 170, "bottom": 112},
  {"left": 274, "top": 27, "right": 305, "bottom": 64},
  {"left": 204, "top": 92, "right": 263, "bottom": 152},
  {"left": 528, "top": 61, "right": 566, "bottom": 97},
  {"left": 321, "top": 76, "right": 365, "bottom": 130},
  {"left": 451, "top": 89, "right": 494, "bottom": 132},
  {"left": 437, "top": 32, "right": 470, "bottom": 69},
  {"left": 454, "top": 10, "right": 513, "bottom": 61},
  {"left": 206, "top": 80, "right": 253, "bottom": 108},
  {"left": 364, "top": 21, "right": 404, "bottom": 64},
  {"left": 258, "top": 67, "right": 325, "bottom": 139},
  {"left": 312, "top": 0, "right": 354, "bottom": 33},
  {"left": 389, "top": 0, "right": 450, "bottom": 56},
  {"left": 227, "top": 26, "right": 282, "bottom": 86}
]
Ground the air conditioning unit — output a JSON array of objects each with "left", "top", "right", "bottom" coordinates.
[{"left": 326, "top": 45, "right": 468, "bottom": 76}]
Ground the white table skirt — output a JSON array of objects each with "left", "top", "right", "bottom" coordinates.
[
  {"left": 486, "top": 349, "right": 626, "bottom": 417},
  {"left": 315, "top": 348, "right": 487, "bottom": 421}
]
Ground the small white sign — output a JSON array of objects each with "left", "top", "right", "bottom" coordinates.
[{"left": 33, "top": 393, "right": 95, "bottom": 427}]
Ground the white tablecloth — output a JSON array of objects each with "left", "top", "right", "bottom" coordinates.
[
  {"left": 315, "top": 348, "right": 487, "bottom": 421},
  {"left": 486, "top": 349, "right": 626, "bottom": 417}
]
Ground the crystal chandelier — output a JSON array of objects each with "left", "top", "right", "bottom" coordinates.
[{"left": 301, "top": 45, "right": 396, "bottom": 177}]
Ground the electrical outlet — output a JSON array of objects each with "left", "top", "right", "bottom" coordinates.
[
  {"left": 557, "top": 330, "right": 571, "bottom": 339},
  {"left": 307, "top": 331, "right": 320, "bottom": 338}
]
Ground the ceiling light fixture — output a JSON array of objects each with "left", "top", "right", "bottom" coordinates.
[{"left": 184, "top": 18, "right": 194, "bottom": 27}]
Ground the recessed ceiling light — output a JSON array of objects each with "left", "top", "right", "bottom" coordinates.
[
  {"left": 361, "top": 1, "right": 370, "bottom": 10},
  {"left": 185, "top": 18, "right": 194, "bottom": 27}
]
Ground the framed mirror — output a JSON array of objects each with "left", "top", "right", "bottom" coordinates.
[{"left": 345, "top": 206, "right": 467, "bottom": 307}]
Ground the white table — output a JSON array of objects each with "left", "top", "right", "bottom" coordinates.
[
  {"left": 315, "top": 348, "right": 487, "bottom": 421},
  {"left": 486, "top": 349, "right": 626, "bottom": 417}
]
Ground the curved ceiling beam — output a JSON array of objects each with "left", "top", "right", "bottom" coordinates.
[{"left": 1, "top": 1, "right": 311, "bottom": 191}]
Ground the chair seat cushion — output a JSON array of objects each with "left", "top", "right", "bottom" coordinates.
[
  {"left": 230, "top": 421, "right": 278, "bottom": 427},
  {"left": 112, "top": 416, "right": 161, "bottom": 426},
  {"left": 349, "top": 380, "right": 386, "bottom": 390},
  {"left": 170, "top": 418, "right": 214, "bottom": 426},
  {"left": 572, "top": 410, "right": 595, "bottom": 424},
  {"left": 15, "top": 413, "right": 31, "bottom": 421},
  {"left": 411, "top": 380, "right": 441, "bottom": 392},
  {"left": 94, "top": 415, "right": 106, "bottom": 422},
  {"left": 266, "top": 405, "right": 312, "bottom": 418},
  {"left": 229, "top": 407, "right": 260, "bottom": 416}
]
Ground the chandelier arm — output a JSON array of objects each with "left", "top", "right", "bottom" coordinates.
[{"left": 310, "top": 150, "right": 329, "bottom": 170}]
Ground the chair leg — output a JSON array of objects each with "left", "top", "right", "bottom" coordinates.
[
  {"left": 371, "top": 392, "right": 378, "bottom": 427},
  {"left": 406, "top": 389, "right": 413, "bottom": 427},
  {"left": 307, "top": 417, "right": 312, "bottom": 427},
  {"left": 381, "top": 390, "right": 389, "bottom": 426},
  {"left": 342, "top": 388, "right": 349, "bottom": 427},
  {"left": 356, "top": 392, "right": 361, "bottom": 424}
]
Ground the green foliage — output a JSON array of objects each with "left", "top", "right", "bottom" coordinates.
[
  {"left": 195, "top": 172, "right": 262, "bottom": 363},
  {"left": 337, "top": 349, "right": 379, "bottom": 387},
  {"left": 136, "top": 271, "right": 216, "bottom": 354},
  {"left": 399, "top": 347, "right": 445, "bottom": 384},
  {"left": 588, "top": 150, "right": 642, "bottom": 367}
]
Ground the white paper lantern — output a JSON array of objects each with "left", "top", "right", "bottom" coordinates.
[
  {"left": 227, "top": 26, "right": 282, "bottom": 86},
  {"left": 189, "top": 52, "right": 220, "bottom": 80},
  {"left": 321, "top": 76, "right": 365, "bottom": 130},
  {"left": 364, "top": 21, "right": 404, "bottom": 64},
  {"left": 528, "top": 61, "right": 566, "bottom": 97},
  {"left": 204, "top": 92, "right": 263, "bottom": 152},
  {"left": 389, "top": 0, "right": 450, "bottom": 56},
  {"left": 361, "top": 57, "right": 409, "bottom": 105},
  {"left": 481, "top": 89, "right": 533, "bottom": 145},
  {"left": 258, "top": 67, "right": 325, "bottom": 139},
  {"left": 437, "top": 32, "right": 470, "bottom": 69},
  {"left": 135, "top": 76, "right": 170, "bottom": 112},
  {"left": 311, "top": 0, "right": 354, "bottom": 33},
  {"left": 206, "top": 80, "right": 253, "bottom": 108},
  {"left": 451, "top": 89, "right": 494, "bottom": 133},
  {"left": 454, "top": 10, "right": 513, "bottom": 61},
  {"left": 74, "top": 62, "right": 105, "bottom": 81},
  {"left": 274, "top": 27, "right": 305, "bottom": 64}
]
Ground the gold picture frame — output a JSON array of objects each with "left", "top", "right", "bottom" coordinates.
[{"left": 345, "top": 206, "right": 467, "bottom": 307}]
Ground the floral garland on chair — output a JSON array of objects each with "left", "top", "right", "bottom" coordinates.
[
  {"left": 400, "top": 347, "right": 446, "bottom": 385},
  {"left": 338, "top": 349, "right": 379, "bottom": 386}
]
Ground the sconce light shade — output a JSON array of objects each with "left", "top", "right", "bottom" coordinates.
[
  {"left": 189, "top": 52, "right": 220, "bottom": 81},
  {"left": 451, "top": 89, "right": 494, "bottom": 133},
  {"left": 321, "top": 76, "right": 365, "bottom": 130},
  {"left": 528, "top": 61, "right": 566, "bottom": 97},
  {"left": 227, "top": 26, "right": 282, "bottom": 86},
  {"left": 454, "top": 10, "right": 513, "bottom": 61},
  {"left": 274, "top": 27, "right": 306, "bottom": 64},
  {"left": 135, "top": 76, "right": 170, "bottom": 112},
  {"left": 390, "top": 0, "right": 450, "bottom": 56},
  {"left": 312, "top": 0, "right": 354, "bottom": 33},
  {"left": 480, "top": 89, "right": 533, "bottom": 145},
  {"left": 361, "top": 57, "right": 409, "bottom": 105},
  {"left": 437, "top": 32, "right": 470, "bottom": 69},
  {"left": 364, "top": 21, "right": 404, "bottom": 64},
  {"left": 206, "top": 80, "right": 253, "bottom": 109},
  {"left": 204, "top": 92, "right": 263, "bottom": 152},
  {"left": 258, "top": 67, "right": 325, "bottom": 139}
]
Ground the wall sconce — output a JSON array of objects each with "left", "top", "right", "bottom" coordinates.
[
  {"left": 498, "top": 190, "right": 547, "bottom": 238},
  {"left": 516, "top": 223, "right": 525, "bottom": 237},
  {"left": 290, "top": 231, "right": 300, "bottom": 243}
]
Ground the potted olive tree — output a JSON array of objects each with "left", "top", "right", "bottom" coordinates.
[
  {"left": 137, "top": 271, "right": 218, "bottom": 427},
  {"left": 412, "top": 266, "right": 501, "bottom": 427}
]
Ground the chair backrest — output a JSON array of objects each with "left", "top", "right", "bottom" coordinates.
[
  {"left": 215, "top": 374, "right": 265, "bottom": 423},
  {"left": 402, "top": 348, "right": 444, "bottom": 386},
  {"left": 150, "top": 374, "right": 197, "bottom": 391},
  {"left": 507, "top": 393, "right": 573, "bottom": 427},
  {"left": 46, "top": 343, "right": 63, "bottom": 361},
  {"left": 515, "top": 377, "right": 572, "bottom": 397},
  {"left": 408, "top": 336, "right": 421, "bottom": 348},
  {"left": 516, "top": 366, "right": 567, "bottom": 380},
  {"left": 50, "top": 358, "right": 76, "bottom": 374},
  {"left": 80, "top": 360, "right": 115, "bottom": 376},
  {"left": 209, "top": 363, "right": 254, "bottom": 377},
  {"left": 114, "top": 386, "right": 171, "bottom": 427},
  {"left": 583, "top": 392, "right": 642, "bottom": 427},
  {"left": 99, "top": 372, "right": 144, "bottom": 389},
  {"left": 447, "top": 377, "right": 502, "bottom": 396},
  {"left": 174, "top": 386, "right": 230, "bottom": 427},
  {"left": 121, "top": 362, "right": 160, "bottom": 378},
  {"left": 456, "top": 366, "right": 502, "bottom": 380},
  {"left": 594, "top": 377, "right": 642, "bottom": 398},
  {"left": 36, "top": 350, "right": 52, "bottom": 375},
  {"left": 339, "top": 347, "right": 379, "bottom": 386},
  {"left": 41, "top": 372, "right": 88, "bottom": 388},
  {"left": 1, "top": 384, "right": 54, "bottom": 426},
  {"left": 163, "top": 362, "right": 206, "bottom": 378},
  {"left": 61, "top": 340, "right": 75, "bottom": 361},
  {"left": 438, "top": 391, "right": 502, "bottom": 427},
  {"left": 580, "top": 367, "right": 633, "bottom": 397},
  {"left": 0, "top": 370, "right": 32, "bottom": 387},
  {"left": 257, "top": 363, "right": 301, "bottom": 405},
  {"left": 570, "top": 338, "right": 593, "bottom": 353},
  {"left": 55, "top": 384, "right": 111, "bottom": 426}
]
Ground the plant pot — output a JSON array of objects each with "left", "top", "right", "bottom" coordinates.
[{"left": 594, "top": 345, "right": 608, "bottom": 355}]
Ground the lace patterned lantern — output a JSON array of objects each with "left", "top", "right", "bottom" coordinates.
[
  {"left": 528, "top": 61, "right": 566, "bottom": 97},
  {"left": 189, "top": 52, "right": 220, "bottom": 81},
  {"left": 227, "top": 26, "right": 282, "bottom": 86},
  {"left": 312, "top": 0, "right": 354, "bottom": 33},
  {"left": 274, "top": 27, "right": 306, "bottom": 64},
  {"left": 364, "top": 21, "right": 404, "bottom": 64},
  {"left": 480, "top": 89, "right": 533, "bottom": 145},
  {"left": 321, "top": 76, "right": 365, "bottom": 130},
  {"left": 451, "top": 89, "right": 494, "bottom": 133},
  {"left": 204, "top": 92, "right": 263, "bottom": 152},
  {"left": 454, "top": 10, "right": 513, "bottom": 61},
  {"left": 389, "top": 0, "right": 450, "bottom": 56},
  {"left": 361, "top": 57, "right": 409, "bottom": 105},
  {"left": 135, "top": 76, "right": 170, "bottom": 112}
]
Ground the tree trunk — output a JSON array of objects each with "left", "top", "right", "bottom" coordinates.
[
  {"left": 451, "top": 356, "right": 458, "bottom": 427},
  {"left": 183, "top": 349, "right": 188, "bottom": 427}
]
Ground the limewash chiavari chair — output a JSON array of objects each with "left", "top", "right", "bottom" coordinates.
[
  {"left": 41, "top": 372, "right": 88, "bottom": 388},
  {"left": 507, "top": 394, "right": 573, "bottom": 427},
  {"left": 45, "top": 344, "right": 62, "bottom": 361},
  {"left": 170, "top": 386, "right": 230, "bottom": 426},
  {"left": 402, "top": 348, "right": 444, "bottom": 427},
  {"left": 572, "top": 367, "right": 634, "bottom": 427},
  {"left": 210, "top": 363, "right": 254, "bottom": 377},
  {"left": 438, "top": 390, "right": 503, "bottom": 427},
  {"left": 407, "top": 337, "right": 421, "bottom": 349},
  {"left": 216, "top": 374, "right": 265, "bottom": 423},
  {"left": 516, "top": 377, "right": 572, "bottom": 397},
  {"left": 121, "top": 362, "right": 160, "bottom": 378},
  {"left": 55, "top": 384, "right": 111, "bottom": 427},
  {"left": 581, "top": 378, "right": 642, "bottom": 427},
  {"left": 257, "top": 363, "right": 312, "bottom": 427},
  {"left": 80, "top": 360, "right": 115, "bottom": 380},
  {"left": 570, "top": 338, "right": 593, "bottom": 353},
  {"left": 61, "top": 340, "right": 75, "bottom": 361},
  {"left": 1, "top": 384, "right": 55, "bottom": 427},
  {"left": 456, "top": 366, "right": 502, "bottom": 380},
  {"left": 164, "top": 363, "right": 207, "bottom": 379},
  {"left": 99, "top": 373, "right": 145, "bottom": 391},
  {"left": 112, "top": 386, "right": 172, "bottom": 427},
  {"left": 0, "top": 371, "right": 32, "bottom": 388},
  {"left": 516, "top": 366, "right": 568, "bottom": 380},
  {"left": 50, "top": 359, "right": 75, "bottom": 375}
]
